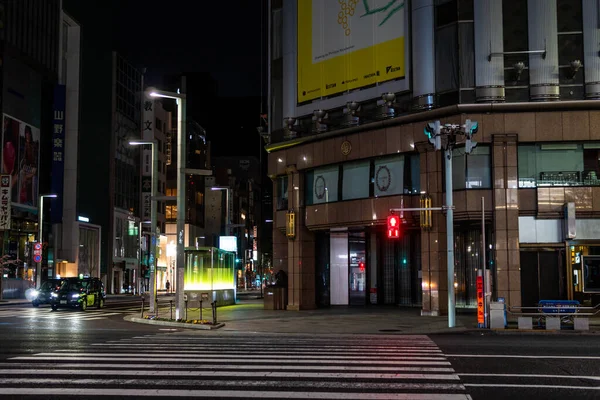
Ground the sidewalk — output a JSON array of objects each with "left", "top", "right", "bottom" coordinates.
[{"left": 138, "top": 298, "right": 600, "bottom": 335}]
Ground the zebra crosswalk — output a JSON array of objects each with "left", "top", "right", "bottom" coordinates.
[
  {"left": 0, "top": 333, "right": 472, "bottom": 399},
  {"left": 0, "top": 306, "right": 138, "bottom": 321}
]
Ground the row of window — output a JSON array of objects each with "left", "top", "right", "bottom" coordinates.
[{"left": 275, "top": 142, "right": 600, "bottom": 210}]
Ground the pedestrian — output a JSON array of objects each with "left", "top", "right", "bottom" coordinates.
[{"left": 165, "top": 280, "right": 170, "bottom": 293}]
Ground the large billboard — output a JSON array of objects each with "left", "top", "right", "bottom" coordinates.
[
  {"left": 1, "top": 114, "right": 41, "bottom": 209},
  {"left": 297, "top": 0, "right": 406, "bottom": 104}
]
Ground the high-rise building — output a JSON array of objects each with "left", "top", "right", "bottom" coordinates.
[
  {"left": 0, "top": 0, "right": 65, "bottom": 297},
  {"left": 267, "top": 0, "right": 600, "bottom": 313}
]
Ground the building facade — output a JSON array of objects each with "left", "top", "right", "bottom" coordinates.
[
  {"left": 0, "top": 0, "right": 63, "bottom": 297},
  {"left": 267, "top": 0, "right": 600, "bottom": 314}
]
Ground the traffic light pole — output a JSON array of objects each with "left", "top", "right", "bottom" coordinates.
[{"left": 444, "top": 148, "right": 456, "bottom": 328}]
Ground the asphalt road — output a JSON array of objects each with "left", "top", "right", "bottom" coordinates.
[{"left": 0, "top": 300, "right": 598, "bottom": 399}]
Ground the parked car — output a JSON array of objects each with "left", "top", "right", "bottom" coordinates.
[
  {"left": 50, "top": 277, "right": 106, "bottom": 311},
  {"left": 31, "top": 279, "right": 64, "bottom": 307}
]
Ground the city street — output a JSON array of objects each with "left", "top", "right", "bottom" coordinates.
[{"left": 0, "top": 301, "right": 599, "bottom": 399}]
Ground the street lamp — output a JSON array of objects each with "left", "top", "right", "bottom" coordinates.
[
  {"left": 148, "top": 88, "right": 187, "bottom": 320},
  {"left": 129, "top": 140, "right": 157, "bottom": 312},
  {"left": 37, "top": 194, "right": 57, "bottom": 288},
  {"left": 210, "top": 186, "right": 230, "bottom": 236}
]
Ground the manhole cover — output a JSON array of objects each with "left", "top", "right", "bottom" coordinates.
[{"left": 379, "top": 329, "right": 401, "bottom": 332}]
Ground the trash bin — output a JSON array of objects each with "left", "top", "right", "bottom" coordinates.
[
  {"left": 263, "top": 270, "right": 288, "bottom": 310},
  {"left": 264, "top": 287, "right": 276, "bottom": 310}
]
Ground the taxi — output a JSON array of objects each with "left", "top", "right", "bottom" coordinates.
[{"left": 50, "top": 277, "right": 106, "bottom": 311}]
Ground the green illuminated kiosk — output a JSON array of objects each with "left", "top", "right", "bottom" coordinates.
[{"left": 184, "top": 247, "right": 236, "bottom": 306}]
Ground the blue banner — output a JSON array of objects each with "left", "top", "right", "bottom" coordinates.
[{"left": 50, "top": 85, "right": 66, "bottom": 224}]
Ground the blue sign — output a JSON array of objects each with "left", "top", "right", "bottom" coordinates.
[
  {"left": 50, "top": 85, "right": 66, "bottom": 224},
  {"left": 33, "top": 254, "right": 42, "bottom": 263}
]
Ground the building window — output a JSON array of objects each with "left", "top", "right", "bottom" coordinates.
[
  {"left": 374, "top": 155, "right": 404, "bottom": 197},
  {"left": 305, "top": 165, "right": 339, "bottom": 206},
  {"left": 452, "top": 146, "right": 491, "bottom": 189},
  {"left": 342, "top": 161, "right": 370, "bottom": 200},
  {"left": 557, "top": 0, "right": 584, "bottom": 98},
  {"left": 276, "top": 176, "right": 288, "bottom": 210},
  {"left": 518, "top": 143, "right": 600, "bottom": 187},
  {"left": 503, "top": 0, "right": 529, "bottom": 102}
]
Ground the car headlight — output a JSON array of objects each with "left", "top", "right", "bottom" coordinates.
[
  {"left": 31, "top": 290, "right": 39, "bottom": 298},
  {"left": 51, "top": 293, "right": 58, "bottom": 298},
  {"left": 71, "top": 294, "right": 80, "bottom": 299}
]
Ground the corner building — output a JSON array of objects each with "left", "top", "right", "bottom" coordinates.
[{"left": 267, "top": 0, "right": 600, "bottom": 314}]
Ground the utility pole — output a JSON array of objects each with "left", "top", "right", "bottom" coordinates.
[{"left": 424, "top": 119, "right": 478, "bottom": 328}]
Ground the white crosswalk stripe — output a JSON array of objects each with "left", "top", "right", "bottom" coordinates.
[
  {"left": 0, "top": 307, "right": 133, "bottom": 321},
  {"left": 1, "top": 333, "right": 471, "bottom": 399}
]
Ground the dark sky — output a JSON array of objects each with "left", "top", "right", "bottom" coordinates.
[{"left": 110, "top": 0, "right": 265, "bottom": 98}]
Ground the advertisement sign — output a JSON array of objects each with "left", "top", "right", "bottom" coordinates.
[
  {"left": 476, "top": 275, "right": 484, "bottom": 325},
  {"left": 51, "top": 85, "right": 66, "bottom": 223},
  {"left": 297, "top": 0, "right": 406, "bottom": 103},
  {"left": 141, "top": 176, "right": 151, "bottom": 221},
  {"left": 1, "top": 114, "right": 41, "bottom": 208},
  {"left": 0, "top": 174, "right": 11, "bottom": 230}
]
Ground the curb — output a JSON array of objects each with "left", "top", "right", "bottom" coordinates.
[{"left": 124, "top": 315, "right": 225, "bottom": 330}]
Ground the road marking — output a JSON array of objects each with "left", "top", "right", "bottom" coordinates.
[
  {"left": 89, "top": 343, "right": 443, "bottom": 352},
  {"left": 459, "top": 373, "right": 600, "bottom": 381},
  {"left": 7, "top": 357, "right": 451, "bottom": 365},
  {"left": 0, "top": 362, "right": 455, "bottom": 372},
  {"left": 463, "top": 384, "right": 600, "bottom": 390},
  {"left": 446, "top": 354, "right": 600, "bottom": 360},
  {"left": 0, "top": 369, "right": 460, "bottom": 380},
  {"left": 0, "top": 388, "right": 473, "bottom": 399},
  {"left": 26, "top": 352, "right": 448, "bottom": 361}
]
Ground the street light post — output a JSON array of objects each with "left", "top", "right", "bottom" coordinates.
[
  {"left": 37, "top": 194, "right": 57, "bottom": 288},
  {"left": 129, "top": 140, "right": 157, "bottom": 312},
  {"left": 149, "top": 88, "right": 186, "bottom": 320}
]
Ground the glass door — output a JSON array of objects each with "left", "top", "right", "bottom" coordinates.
[{"left": 349, "top": 231, "right": 367, "bottom": 305}]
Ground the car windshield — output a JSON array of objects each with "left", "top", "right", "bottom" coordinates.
[
  {"left": 61, "top": 280, "right": 88, "bottom": 291},
  {"left": 40, "top": 281, "right": 59, "bottom": 291}
]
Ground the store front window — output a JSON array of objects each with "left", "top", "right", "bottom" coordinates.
[
  {"left": 518, "top": 143, "right": 600, "bottom": 187},
  {"left": 451, "top": 146, "right": 492, "bottom": 190}
]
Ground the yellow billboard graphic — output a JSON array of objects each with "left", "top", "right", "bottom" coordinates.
[{"left": 297, "top": 0, "right": 406, "bottom": 104}]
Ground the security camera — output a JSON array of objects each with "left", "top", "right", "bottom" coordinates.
[{"left": 513, "top": 62, "right": 525, "bottom": 81}]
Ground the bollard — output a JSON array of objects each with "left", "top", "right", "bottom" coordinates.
[
  {"left": 170, "top": 300, "right": 173, "bottom": 320},
  {"left": 185, "top": 300, "right": 188, "bottom": 320},
  {"left": 141, "top": 296, "right": 145, "bottom": 318},
  {"left": 155, "top": 297, "right": 158, "bottom": 318},
  {"left": 211, "top": 301, "right": 217, "bottom": 325},
  {"left": 200, "top": 300, "right": 203, "bottom": 321}
]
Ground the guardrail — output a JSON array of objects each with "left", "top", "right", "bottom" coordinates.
[{"left": 508, "top": 302, "right": 600, "bottom": 330}]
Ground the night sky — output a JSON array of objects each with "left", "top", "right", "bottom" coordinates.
[{"left": 109, "top": 0, "right": 266, "bottom": 156}]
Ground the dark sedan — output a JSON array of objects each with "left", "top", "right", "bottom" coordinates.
[
  {"left": 50, "top": 277, "right": 106, "bottom": 311},
  {"left": 31, "top": 279, "right": 64, "bottom": 307}
]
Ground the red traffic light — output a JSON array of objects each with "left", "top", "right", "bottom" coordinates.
[{"left": 387, "top": 214, "right": 400, "bottom": 239}]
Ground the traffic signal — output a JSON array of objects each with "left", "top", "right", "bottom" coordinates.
[
  {"left": 387, "top": 213, "right": 400, "bottom": 239},
  {"left": 424, "top": 121, "right": 441, "bottom": 150},
  {"left": 463, "top": 119, "right": 478, "bottom": 154}
]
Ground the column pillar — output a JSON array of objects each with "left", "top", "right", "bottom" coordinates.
[
  {"left": 474, "top": 0, "right": 505, "bottom": 102},
  {"left": 583, "top": 0, "right": 600, "bottom": 98},
  {"left": 417, "top": 143, "right": 447, "bottom": 316},
  {"left": 492, "top": 134, "right": 521, "bottom": 308},
  {"left": 528, "top": 0, "right": 560, "bottom": 101},
  {"left": 411, "top": 0, "right": 435, "bottom": 110},
  {"left": 286, "top": 167, "right": 316, "bottom": 310}
]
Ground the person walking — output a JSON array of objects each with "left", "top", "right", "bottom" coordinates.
[{"left": 165, "top": 280, "right": 171, "bottom": 293}]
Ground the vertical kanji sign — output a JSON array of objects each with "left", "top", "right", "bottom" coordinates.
[
  {"left": 50, "top": 85, "right": 66, "bottom": 223},
  {"left": 477, "top": 275, "right": 484, "bottom": 325},
  {"left": 0, "top": 174, "right": 12, "bottom": 230}
]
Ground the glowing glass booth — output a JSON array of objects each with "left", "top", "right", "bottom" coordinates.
[{"left": 184, "top": 247, "right": 236, "bottom": 306}]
